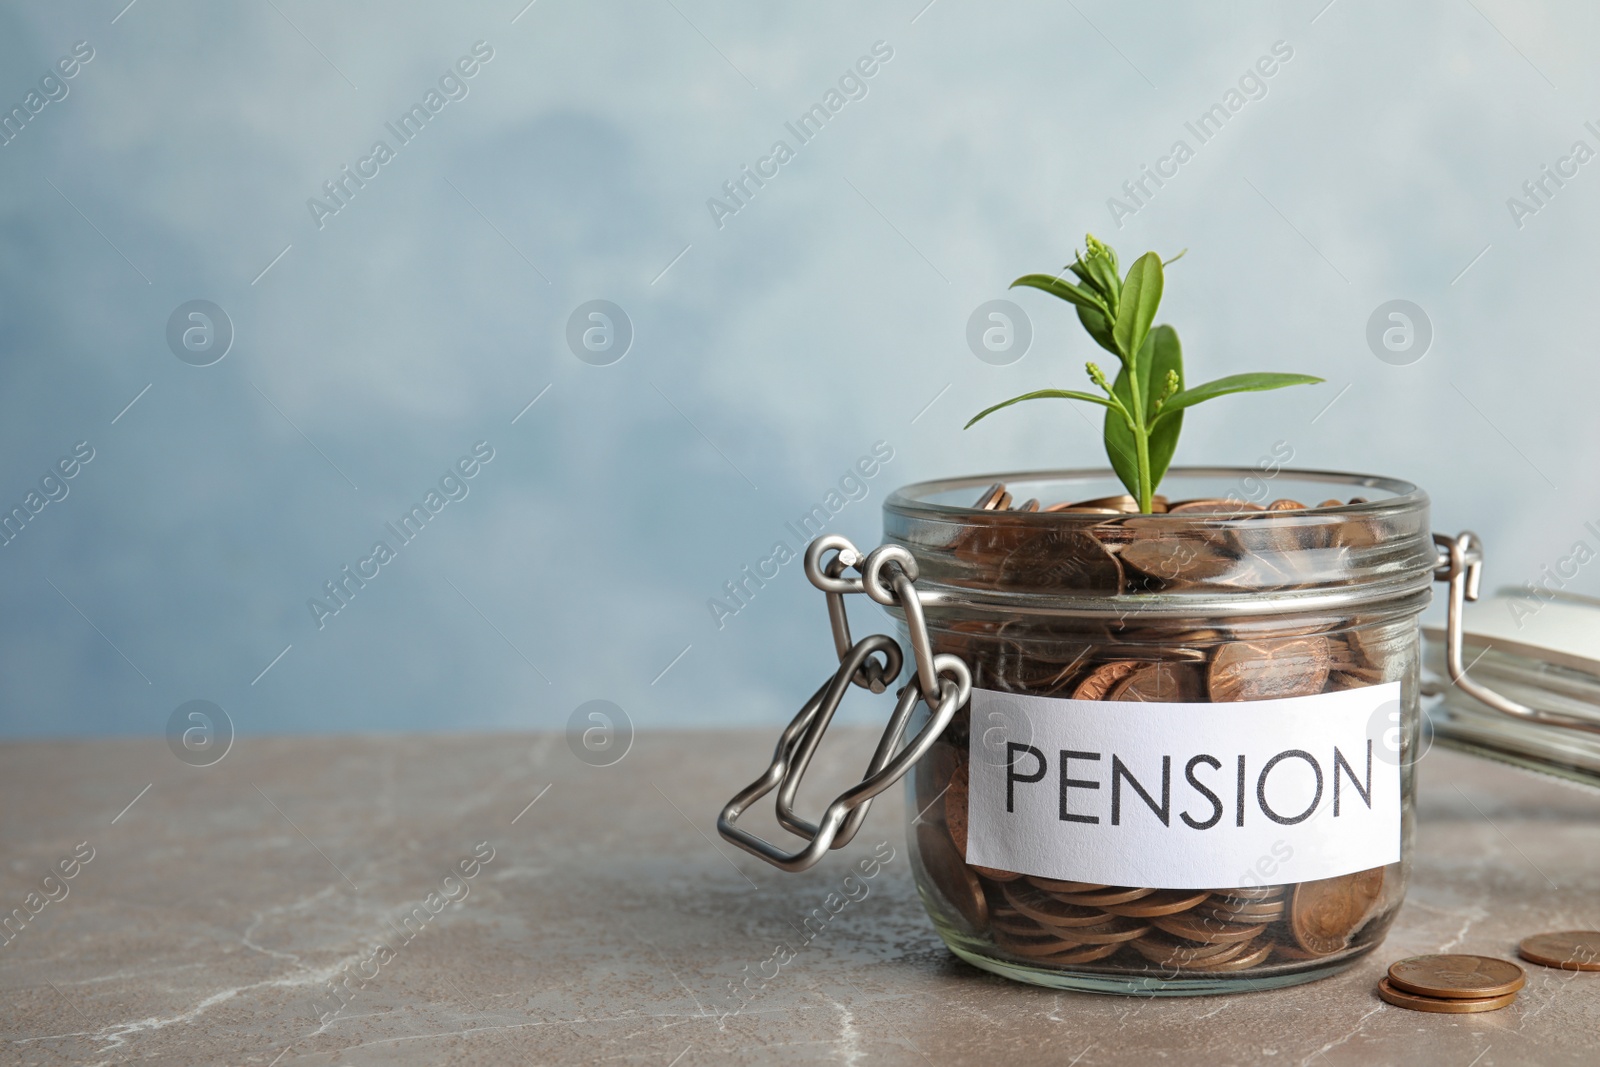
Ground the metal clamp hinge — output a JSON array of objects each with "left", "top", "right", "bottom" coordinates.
[
  {"left": 716, "top": 537, "right": 972, "bottom": 872},
  {"left": 1432, "top": 531, "right": 1600, "bottom": 736}
]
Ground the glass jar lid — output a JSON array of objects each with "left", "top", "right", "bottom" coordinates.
[{"left": 1425, "top": 591, "right": 1600, "bottom": 786}]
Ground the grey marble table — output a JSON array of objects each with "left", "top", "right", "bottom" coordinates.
[{"left": 2, "top": 730, "right": 1598, "bottom": 1066}]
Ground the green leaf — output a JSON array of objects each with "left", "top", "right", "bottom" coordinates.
[
  {"left": 965, "top": 389, "right": 1115, "bottom": 430},
  {"left": 1154, "top": 372, "right": 1324, "bottom": 420},
  {"left": 1076, "top": 304, "right": 1120, "bottom": 357},
  {"left": 1112, "top": 252, "right": 1163, "bottom": 371},
  {"left": 1010, "top": 274, "right": 1108, "bottom": 315},
  {"left": 1104, "top": 326, "right": 1184, "bottom": 499}
]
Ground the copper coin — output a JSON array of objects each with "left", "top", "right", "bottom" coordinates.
[
  {"left": 1388, "top": 955, "right": 1526, "bottom": 999},
  {"left": 995, "top": 932, "right": 1123, "bottom": 964},
  {"left": 998, "top": 526, "right": 1125, "bottom": 593},
  {"left": 1150, "top": 913, "right": 1265, "bottom": 946},
  {"left": 1070, "top": 661, "right": 1142, "bottom": 701},
  {"left": 1291, "top": 867, "right": 1385, "bottom": 956},
  {"left": 916, "top": 821, "right": 987, "bottom": 931},
  {"left": 1199, "top": 904, "right": 1283, "bottom": 926},
  {"left": 990, "top": 924, "right": 1064, "bottom": 947},
  {"left": 915, "top": 741, "right": 961, "bottom": 826},
  {"left": 1131, "top": 932, "right": 1256, "bottom": 967},
  {"left": 1324, "top": 670, "right": 1387, "bottom": 693},
  {"left": 1014, "top": 498, "right": 1041, "bottom": 513},
  {"left": 1346, "top": 626, "right": 1397, "bottom": 670},
  {"left": 1068, "top": 493, "right": 1168, "bottom": 514},
  {"left": 1208, "top": 637, "right": 1330, "bottom": 702},
  {"left": 1052, "top": 886, "right": 1156, "bottom": 908},
  {"left": 1043, "top": 504, "right": 1126, "bottom": 515},
  {"left": 1376, "top": 978, "right": 1517, "bottom": 1014},
  {"left": 1273, "top": 942, "right": 1325, "bottom": 962},
  {"left": 1028, "top": 876, "right": 1109, "bottom": 894},
  {"left": 1204, "top": 940, "right": 1276, "bottom": 971},
  {"left": 1518, "top": 930, "right": 1600, "bottom": 971},
  {"left": 998, "top": 918, "right": 1143, "bottom": 948},
  {"left": 1099, "top": 890, "right": 1211, "bottom": 918},
  {"left": 943, "top": 764, "right": 1015, "bottom": 880},
  {"left": 1025, "top": 940, "right": 1125, "bottom": 965},
  {"left": 1205, "top": 907, "right": 1283, "bottom": 924},
  {"left": 1266, "top": 499, "right": 1308, "bottom": 511},
  {"left": 1068, "top": 662, "right": 1145, "bottom": 703},
  {"left": 1002, "top": 884, "right": 1123, "bottom": 929},
  {"left": 1328, "top": 513, "right": 1382, "bottom": 550},
  {"left": 1110, "top": 662, "right": 1205, "bottom": 703},
  {"left": 991, "top": 914, "right": 1053, "bottom": 939},
  {"left": 1208, "top": 886, "right": 1284, "bottom": 901},
  {"left": 1047, "top": 919, "right": 1151, "bottom": 945},
  {"left": 992, "top": 931, "right": 1083, "bottom": 958},
  {"left": 944, "top": 761, "right": 969, "bottom": 856},
  {"left": 1165, "top": 498, "right": 1246, "bottom": 514},
  {"left": 974, "top": 483, "right": 1010, "bottom": 510},
  {"left": 1119, "top": 536, "right": 1238, "bottom": 583}
]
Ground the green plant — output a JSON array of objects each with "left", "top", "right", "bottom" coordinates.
[{"left": 965, "top": 235, "right": 1323, "bottom": 513}]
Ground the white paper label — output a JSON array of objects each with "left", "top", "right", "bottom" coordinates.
[{"left": 965, "top": 682, "right": 1402, "bottom": 889}]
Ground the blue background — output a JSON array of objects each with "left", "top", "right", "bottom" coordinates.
[{"left": 1, "top": 1, "right": 1596, "bottom": 738}]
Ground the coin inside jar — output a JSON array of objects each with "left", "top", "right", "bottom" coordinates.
[
  {"left": 1110, "top": 662, "right": 1205, "bottom": 703},
  {"left": 1027, "top": 876, "right": 1109, "bottom": 894},
  {"left": 1067, "top": 493, "right": 1168, "bottom": 514},
  {"left": 915, "top": 820, "right": 987, "bottom": 932},
  {"left": 941, "top": 762, "right": 1017, "bottom": 881},
  {"left": 1290, "top": 868, "right": 1385, "bottom": 956},
  {"left": 1205, "top": 941, "right": 1276, "bottom": 971},
  {"left": 1150, "top": 913, "right": 1264, "bottom": 946},
  {"left": 1208, "top": 636, "right": 1330, "bottom": 702},
  {"left": 1387, "top": 955, "right": 1526, "bottom": 999},
  {"left": 1070, "top": 660, "right": 1142, "bottom": 701},
  {"left": 998, "top": 526, "right": 1126, "bottom": 593},
  {"left": 1098, "top": 889, "right": 1211, "bottom": 918},
  {"left": 1002, "top": 883, "right": 1122, "bottom": 928},
  {"left": 974, "top": 483, "right": 1011, "bottom": 510},
  {"left": 1130, "top": 932, "right": 1257, "bottom": 968},
  {"left": 1119, "top": 536, "right": 1238, "bottom": 583}
]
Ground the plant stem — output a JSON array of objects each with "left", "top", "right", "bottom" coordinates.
[
  {"left": 1121, "top": 334, "right": 1152, "bottom": 513},
  {"left": 1133, "top": 426, "right": 1153, "bottom": 513}
]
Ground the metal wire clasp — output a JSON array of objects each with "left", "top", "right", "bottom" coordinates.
[
  {"left": 717, "top": 536, "right": 972, "bottom": 872},
  {"left": 1433, "top": 531, "right": 1600, "bottom": 736}
]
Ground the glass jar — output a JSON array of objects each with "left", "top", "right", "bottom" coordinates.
[{"left": 886, "top": 468, "right": 1439, "bottom": 995}]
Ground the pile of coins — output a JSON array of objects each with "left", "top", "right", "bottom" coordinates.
[
  {"left": 918, "top": 740, "right": 1386, "bottom": 974},
  {"left": 1378, "top": 954, "right": 1525, "bottom": 1013},
  {"left": 909, "top": 483, "right": 1407, "bottom": 976},
  {"left": 957, "top": 482, "right": 1386, "bottom": 600},
  {"left": 1374, "top": 935, "right": 1600, "bottom": 1014}
]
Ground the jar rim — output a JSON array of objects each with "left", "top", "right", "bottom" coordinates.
[
  {"left": 884, "top": 466, "right": 1427, "bottom": 521},
  {"left": 881, "top": 466, "right": 1436, "bottom": 620}
]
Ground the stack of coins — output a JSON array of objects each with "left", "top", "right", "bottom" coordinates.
[
  {"left": 956, "top": 483, "right": 1383, "bottom": 598},
  {"left": 1377, "top": 955, "right": 1524, "bottom": 1013}
]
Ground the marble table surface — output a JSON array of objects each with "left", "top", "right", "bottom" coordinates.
[{"left": 2, "top": 730, "right": 1598, "bottom": 1066}]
